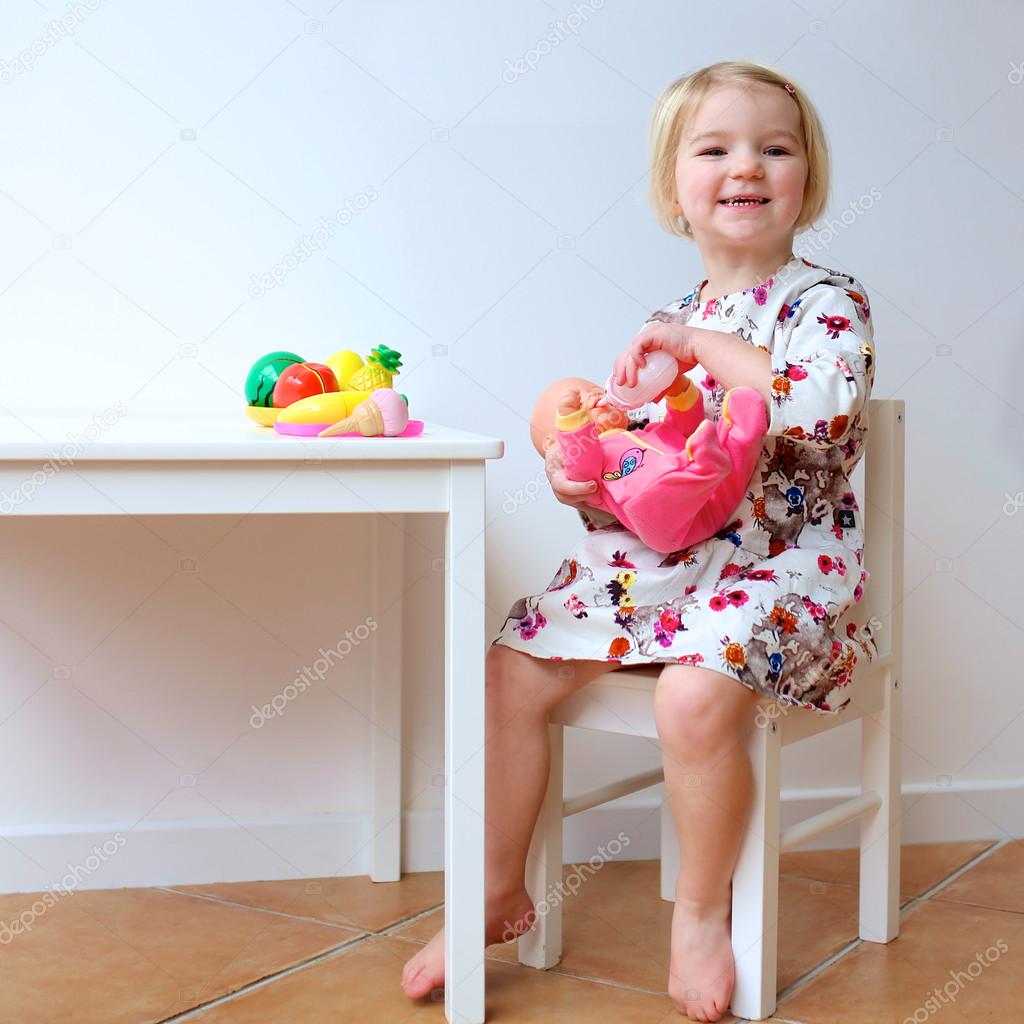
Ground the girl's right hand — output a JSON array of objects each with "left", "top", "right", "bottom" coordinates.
[{"left": 542, "top": 436, "right": 599, "bottom": 509}]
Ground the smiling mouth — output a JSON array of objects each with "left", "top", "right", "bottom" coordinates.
[{"left": 719, "top": 198, "right": 770, "bottom": 206}]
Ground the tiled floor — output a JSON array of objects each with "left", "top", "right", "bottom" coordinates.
[{"left": 2, "top": 839, "right": 1021, "bottom": 1022}]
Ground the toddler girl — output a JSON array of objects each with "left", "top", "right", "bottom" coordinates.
[{"left": 402, "top": 60, "right": 877, "bottom": 1023}]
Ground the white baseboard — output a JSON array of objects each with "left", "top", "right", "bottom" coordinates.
[{"left": 1, "top": 779, "right": 1020, "bottom": 895}]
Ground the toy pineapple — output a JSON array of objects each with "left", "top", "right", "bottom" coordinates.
[{"left": 343, "top": 344, "right": 402, "bottom": 391}]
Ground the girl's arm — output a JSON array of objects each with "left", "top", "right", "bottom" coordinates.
[
  {"left": 690, "top": 329, "right": 774, "bottom": 406},
  {"left": 689, "top": 281, "right": 873, "bottom": 452}
]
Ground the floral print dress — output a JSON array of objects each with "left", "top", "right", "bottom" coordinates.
[{"left": 491, "top": 255, "right": 879, "bottom": 716}]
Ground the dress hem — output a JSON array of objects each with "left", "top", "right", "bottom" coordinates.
[{"left": 491, "top": 632, "right": 852, "bottom": 717}]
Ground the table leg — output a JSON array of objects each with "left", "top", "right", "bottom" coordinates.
[
  {"left": 370, "top": 514, "right": 404, "bottom": 882},
  {"left": 444, "top": 462, "right": 486, "bottom": 1024}
]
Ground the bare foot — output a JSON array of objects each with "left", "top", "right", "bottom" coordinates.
[
  {"left": 667, "top": 895, "right": 735, "bottom": 1022},
  {"left": 400, "top": 889, "right": 535, "bottom": 1001}
]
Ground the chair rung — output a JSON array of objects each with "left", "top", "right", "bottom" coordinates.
[
  {"left": 563, "top": 768, "right": 664, "bottom": 817},
  {"left": 779, "top": 790, "right": 882, "bottom": 852}
]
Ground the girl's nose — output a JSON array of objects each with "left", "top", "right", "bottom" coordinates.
[{"left": 729, "top": 160, "right": 763, "bottom": 177}]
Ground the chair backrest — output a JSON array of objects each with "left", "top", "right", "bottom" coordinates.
[{"left": 850, "top": 399, "right": 906, "bottom": 664}]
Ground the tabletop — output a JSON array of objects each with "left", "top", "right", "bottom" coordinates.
[{"left": 0, "top": 413, "right": 504, "bottom": 463}]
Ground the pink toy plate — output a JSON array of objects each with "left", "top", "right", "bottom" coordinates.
[{"left": 274, "top": 419, "right": 425, "bottom": 438}]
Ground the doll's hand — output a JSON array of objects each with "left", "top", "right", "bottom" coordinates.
[
  {"left": 556, "top": 386, "right": 585, "bottom": 417},
  {"left": 612, "top": 322, "right": 701, "bottom": 389}
]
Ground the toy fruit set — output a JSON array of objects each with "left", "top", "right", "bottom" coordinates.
[{"left": 243, "top": 345, "right": 423, "bottom": 438}]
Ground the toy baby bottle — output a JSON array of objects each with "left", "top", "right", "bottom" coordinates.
[{"left": 602, "top": 349, "right": 680, "bottom": 410}]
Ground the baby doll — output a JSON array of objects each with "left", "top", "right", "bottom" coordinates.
[{"left": 534, "top": 371, "right": 768, "bottom": 554}]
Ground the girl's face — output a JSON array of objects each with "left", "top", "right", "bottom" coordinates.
[{"left": 674, "top": 83, "right": 808, "bottom": 248}]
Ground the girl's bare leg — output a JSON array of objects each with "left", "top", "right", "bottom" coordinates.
[
  {"left": 401, "top": 644, "right": 624, "bottom": 999},
  {"left": 655, "top": 664, "right": 761, "bottom": 1023}
]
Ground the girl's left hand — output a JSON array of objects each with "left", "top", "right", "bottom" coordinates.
[{"left": 612, "top": 322, "right": 701, "bottom": 389}]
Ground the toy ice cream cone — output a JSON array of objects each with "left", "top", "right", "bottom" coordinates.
[{"left": 318, "top": 388, "right": 410, "bottom": 437}]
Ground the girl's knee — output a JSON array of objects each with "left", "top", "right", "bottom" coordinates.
[{"left": 655, "top": 666, "right": 756, "bottom": 747}]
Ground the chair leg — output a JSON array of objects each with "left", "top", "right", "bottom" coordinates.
[
  {"left": 517, "top": 722, "right": 564, "bottom": 969},
  {"left": 729, "top": 716, "right": 781, "bottom": 1021},
  {"left": 660, "top": 795, "right": 679, "bottom": 902},
  {"left": 859, "top": 668, "right": 902, "bottom": 942}
]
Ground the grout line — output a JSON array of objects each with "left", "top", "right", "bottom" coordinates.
[
  {"left": 157, "top": 897, "right": 446, "bottom": 1022},
  {"left": 158, "top": 886, "right": 365, "bottom": 933},
  {"left": 774, "top": 839, "right": 1014, "bottom": 1013},
  {"left": 774, "top": 931, "right": 867, "bottom": 1007},
  {"left": 158, "top": 932, "right": 368, "bottom": 1022},
  {"left": 903, "top": 838, "right": 1009, "bottom": 905},
  {"left": 523, "top": 965, "right": 669, "bottom": 997},
  {"left": 377, "top": 899, "right": 446, "bottom": 937}
]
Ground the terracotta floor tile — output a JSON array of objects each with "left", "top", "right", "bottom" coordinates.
[
  {"left": 778, "top": 898, "right": 1024, "bottom": 1023},
  {"left": 774, "top": 875, "right": 862, "bottom": 989},
  {"left": 173, "top": 870, "right": 445, "bottom": 932},
  {"left": 0, "top": 887, "right": 361, "bottom": 1024},
  {"left": 192, "top": 935, "right": 683, "bottom": 1022},
  {"left": 931, "top": 840, "right": 1024, "bottom": 914},
  {"left": 779, "top": 839, "right": 996, "bottom": 903}
]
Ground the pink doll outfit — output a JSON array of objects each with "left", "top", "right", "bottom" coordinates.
[{"left": 555, "top": 381, "right": 768, "bottom": 554}]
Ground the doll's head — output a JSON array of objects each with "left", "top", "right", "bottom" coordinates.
[
  {"left": 530, "top": 377, "right": 629, "bottom": 457},
  {"left": 647, "top": 62, "right": 831, "bottom": 253}
]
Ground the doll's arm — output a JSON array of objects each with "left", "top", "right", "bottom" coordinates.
[{"left": 650, "top": 374, "right": 705, "bottom": 446}]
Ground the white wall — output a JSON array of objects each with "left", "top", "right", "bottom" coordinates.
[{"left": 0, "top": 0, "right": 1021, "bottom": 892}]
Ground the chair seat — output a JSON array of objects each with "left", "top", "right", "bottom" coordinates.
[{"left": 549, "top": 655, "right": 892, "bottom": 746}]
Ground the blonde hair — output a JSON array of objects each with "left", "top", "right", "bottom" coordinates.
[{"left": 648, "top": 61, "right": 831, "bottom": 239}]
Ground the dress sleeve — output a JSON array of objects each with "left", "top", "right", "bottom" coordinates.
[{"left": 767, "top": 281, "right": 875, "bottom": 450}]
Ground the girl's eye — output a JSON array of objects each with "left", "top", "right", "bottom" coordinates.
[{"left": 699, "top": 147, "right": 789, "bottom": 156}]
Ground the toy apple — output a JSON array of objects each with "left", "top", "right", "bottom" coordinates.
[{"left": 272, "top": 362, "right": 339, "bottom": 407}]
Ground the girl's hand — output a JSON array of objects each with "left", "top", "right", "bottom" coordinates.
[
  {"left": 612, "top": 322, "right": 701, "bottom": 389},
  {"left": 542, "top": 435, "right": 600, "bottom": 510}
]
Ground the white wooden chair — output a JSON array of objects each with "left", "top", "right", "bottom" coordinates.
[{"left": 517, "top": 399, "right": 905, "bottom": 1021}]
